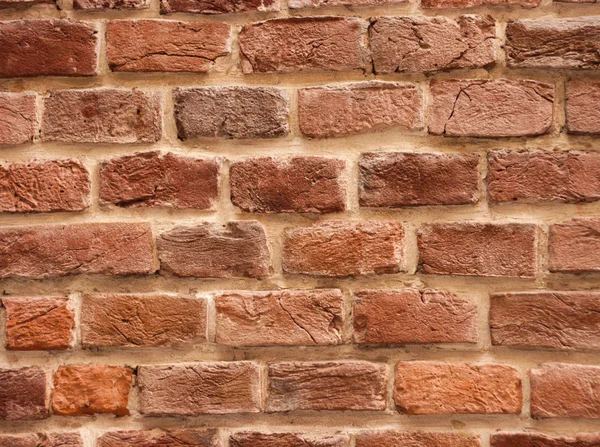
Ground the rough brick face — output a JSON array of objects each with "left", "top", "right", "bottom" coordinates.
[
  {"left": 0, "top": 20, "right": 98, "bottom": 78},
  {"left": 530, "top": 363, "right": 600, "bottom": 418},
  {"left": 0, "top": 434, "right": 82, "bottom": 447},
  {"left": 3, "top": 297, "right": 74, "bottom": 351},
  {"left": 0, "top": 223, "right": 154, "bottom": 279},
  {"left": 100, "top": 152, "right": 219, "bottom": 209},
  {"left": 566, "top": 80, "right": 600, "bottom": 134},
  {"left": 491, "top": 433, "right": 600, "bottom": 447},
  {"left": 231, "top": 433, "right": 349, "bottom": 447},
  {"left": 267, "top": 362, "right": 387, "bottom": 411},
  {"left": 370, "top": 16, "right": 496, "bottom": 74},
  {"left": 0, "top": 367, "right": 48, "bottom": 420},
  {"left": 174, "top": 87, "right": 289, "bottom": 139},
  {"left": 429, "top": 79, "right": 554, "bottom": 137},
  {"left": 299, "top": 82, "right": 423, "bottom": 138},
  {"left": 548, "top": 218, "right": 600, "bottom": 273},
  {"left": 161, "top": 0, "right": 279, "bottom": 14},
  {"left": 158, "top": 221, "right": 270, "bottom": 278},
  {"left": 107, "top": 20, "right": 230, "bottom": 73},
  {"left": 394, "top": 362, "right": 522, "bottom": 414},
  {"left": 422, "top": 0, "right": 539, "bottom": 7},
  {"left": 0, "top": 93, "right": 36, "bottom": 145},
  {"left": 75, "top": 0, "right": 148, "bottom": 9},
  {"left": 42, "top": 89, "right": 162, "bottom": 144},
  {"left": 239, "top": 17, "right": 367, "bottom": 74},
  {"left": 359, "top": 152, "right": 480, "bottom": 207},
  {"left": 138, "top": 362, "right": 261, "bottom": 415},
  {"left": 290, "top": 0, "right": 404, "bottom": 7},
  {"left": 353, "top": 289, "right": 478, "bottom": 344},
  {"left": 216, "top": 289, "right": 344, "bottom": 346},
  {"left": 98, "top": 430, "right": 219, "bottom": 447},
  {"left": 418, "top": 222, "right": 537, "bottom": 277},
  {"left": 283, "top": 221, "right": 404, "bottom": 277},
  {"left": 230, "top": 156, "right": 346, "bottom": 213},
  {"left": 356, "top": 432, "right": 481, "bottom": 447},
  {"left": 81, "top": 294, "right": 206, "bottom": 348}
]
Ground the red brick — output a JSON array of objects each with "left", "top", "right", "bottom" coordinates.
[
  {"left": 490, "top": 292, "right": 600, "bottom": 350},
  {"left": 0, "top": 0, "right": 54, "bottom": 7},
  {"left": 231, "top": 433, "right": 349, "bottom": 447},
  {"left": 0, "top": 159, "right": 90, "bottom": 213},
  {"left": 299, "top": 82, "right": 423, "bottom": 138},
  {"left": 138, "top": 362, "right": 261, "bottom": 415},
  {"left": 230, "top": 156, "right": 346, "bottom": 213},
  {"left": 356, "top": 432, "right": 481, "bottom": 447},
  {"left": 370, "top": 16, "right": 496, "bottom": 74},
  {"left": 74, "top": 0, "right": 148, "bottom": 9},
  {"left": 174, "top": 87, "right": 289, "bottom": 140},
  {"left": 216, "top": 289, "right": 344, "bottom": 346},
  {"left": 491, "top": 433, "right": 600, "bottom": 447},
  {"left": 0, "top": 20, "right": 98, "bottom": 78},
  {"left": 52, "top": 365, "right": 133, "bottom": 417},
  {"left": 418, "top": 222, "right": 537, "bottom": 277},
  {"left": 100, "top": 152, "right": 219, "bottom": 209},
  {"left": 0, "top": 434, "right": 82, "bottom": 447},
  {"left": 107, "top": 20, "right": 230, "bottom": 73},
  {"left": 359, "top": 152, "right": 479, "bottom": 207},
  {"left": 0, "top": 93, "right": 36, "bottom": 145},
  {"left": 3, "top": 297, "right": 74, "bottom": 351},
  {"left": 394, "top": 362, "right": 522, "bottom": 414},
  {"left": 548, "top": 218, "right": 600, "bottom": 273},
  {"left": 283, "top": 221, "right": 404, "bottom": 277},
  {"left": 239, "top": 17, "right": 367, "bottom": 74},
  {"left": 530, "top": 363, "right": 600, "bottom": 418},
  {"left": 0, "top": 367, "right": 48, "bottom": 420},
  {"left": 353, "top": 289, "right": 478, "bottom": 344},
  {"left": 429, "top": 79, "right": 554, "bottom": 137},
  {"left": 158, "top": 221, "right": 270, "bottom": 278},
  {"left": 289, "top": 0, "right": 403, "bottom": 7},
  {"left": 506, "top": 18, "right": 600, "bottom": 69},
  {"left": 81, "top": 294, "right": 206, "bottom": 348},
  {"left": 566, "top": 80, "right": 600, "bottom": 135},
  {"left": 0, "top": 222, "right": 154, "bottom": 279},
  {"left": 98, "top": 430, "right": 219, "bottom": 447},
  {"left": 42, "top": 89, "right": 162, "bottom": 144},
  {"left": 161, "top": 0, "right": 279, "bottom": 14},
  {"left": 422, "top": 0, "right": 539, "bottom": 6},
  {"left": 267, "top": 361, "right": 387, "bottom": 412}
]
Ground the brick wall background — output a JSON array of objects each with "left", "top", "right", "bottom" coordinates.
[{"left": 1, "top": 0, "right": 600, "bottom": 445}]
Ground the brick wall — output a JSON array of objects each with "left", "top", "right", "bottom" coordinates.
[{"left": 1, "top": 0, "right": 600, "bottom": 444}]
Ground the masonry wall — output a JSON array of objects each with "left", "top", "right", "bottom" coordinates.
[{"left": 1, "top": 0, "right": 600, "bottom": 445}]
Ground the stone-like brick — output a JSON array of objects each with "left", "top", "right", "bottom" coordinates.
[
  {"left": 356, "top": 432, "right": 481, "bottom": 447},
  {"left": 138, "top": 362, "right": 261, "bottom": 415},
  {"left": 549, "top": 218, "right": 600, "bottom": 273},
  {"left": 0, "top": 434, "right": 82, "bottom": 447},
  {"left": 0, "top": 0, "right": 54, "bottom": 7},
  {"left": 107, "top": 20, "right": 230, "bottom": 73},
  {"left": 299, "top": 82, "right": 423, "bottom": 138},
  {"left": 98, "top": 430, "right": 219, "bottom": 447},
  {"left": 216, "top": 289, "right": 344, "bottom": 346},
  {"left": 100, "top": 152, "right": 219, "bottom": 209},
  {"left": 289, "top": 0, "right": 403, "bottom": 7},
  {"left": 422, "top": 0, "right": 539, "bottom": 6},
  {"left": 491, "top": 433, "right": 600, "bottom": 447},
  {"left": 161, "top": 0, "right": 279, "bottom": 14},
  {"left": 0, "top": 367, "right": 48, "bottom": 420},
  {"left": 74, "top": 0, "right": 148, "bottom": 9},
  {"left": 0, "top": 93, "right": 36, "bottom": 145},
  {"left": 566, "top": 81, "right": 600, "bottom": 134},
  {"left": 395, "top": 362, "right": 522, "bottom": 414},
  {"left": 429, "top": 79, "right": 554, "bottom": 137},
  {"left": 370, "top": 15, "right": 496, "bottom": 74},
  {"left": 230, "top": 156, "right": 346, "bottom": 213},
  {"left": 231, "top": 433, "right": 349, "bottom": 447}
]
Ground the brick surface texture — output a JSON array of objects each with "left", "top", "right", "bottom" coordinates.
[{"left": 0, "top": 0, "right": 596, "bottom": 442}]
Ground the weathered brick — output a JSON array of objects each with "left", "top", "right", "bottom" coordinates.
[
  {"left": 3, "top": 297, "right": 74, "bottom": 351},
  {"left": 74, "top": 0, "right": 148, "bottom": 9},
  {"left": 0, "top": 367, "right": 48, "bottom": 420},
  {"left": 290, "top": 0, "right": 404, "bottom": 6},
  {"left": 418, "top": 222, "right": 537, "bottom": 277},
  {"left": 100, "top": 152, "right": 219, "bottom": 209},
  {"left": 491, "top": 433, "right": 600, "bottom": 447},
  {"left": 158, "top": 221, "right": 270, "bottom": 278},
  {"left": 107, "top": 20, "right": 230, "bottom": 73},
  {"left": 359, "top": 152, "right": 479, "bottom": 207},
  {"left": 98, "top": 430, "right": 219, "bottom": 447},
  {"left": 423, "top": 0, "right": 539, "bottom": 6},
  {"left": 506, "top": 18, "right": 600, "bottom": 69},
  {"left": 231, "top": 433, "right": 349, "bottom": 447},
  {"left": 549, "top": 218, "right": 600, "bottom": 273},
  {"left": 230, "top": 156, "right": 346, "bottom": 213},
  {"left": 239, "top": 17, "right": 367, "bottom": 74},
  {"left": 216, "top": 289, "right": 344, "bottom": 346},
  {"left": 267, "top": 362, "right": 387, "bottom": 412},
  {"left": 566, "top": 80, "right": 600, "bottom": 134},
  {"left": 530, "top": 363, "right": 600, "bottom": 418},
  {"left": 0, "top": 93, "right": 36, "bottom": 145},
  {"left": 0, "top": 0, "right": 54, "bottom": 7},
  {"left": 283, "top": 221, "right": 404, "bottom": 277},
  {"left": 174, "top": 87, "right": 289, "bottom": 140},
  {"left": 0, "top": 159, "right": 90, "bottom": 213},
  {"left": 0, "top": 20, "right": 98, "bottom": 78},
  {"left": 356, "top": 432, "right": 481, "bottom": 447},
  {"left": 488, "top": 150, "right": 600, "bottom": 203},
  {"left": 490, "top": 292, "right": 600, "bottom": 350},
  {"left": 394, "top": 362, "right": 522, "bottom": 414},
  {"left": 0, "top": 434, "right": 82, "bottom": 447},
  {"left": 81, "top": 294, "right": 206, "bottom": 348},
  {"left": 353, "top": 289, "right": 478, "bottom": 344},
  {"left": 0, "top": 222, "right": 154, "bottom": 279},
  {"left": 299, "top": 82, "right": 423, "bottom": 138},
  {"left": 161, "top": 0, "right": 279, "bottom": 14},
  {"left": 429, "top": 79, "right": 554, "bottom": 137},
  {"left": 138, "top": 362, "right": 261, "bottom": 415},
  {"left": 42, "top": 89, "right": 162, "bottom": 144},
  {"left": 370, "top": 16, "right": 496, "bottom": 74}
]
